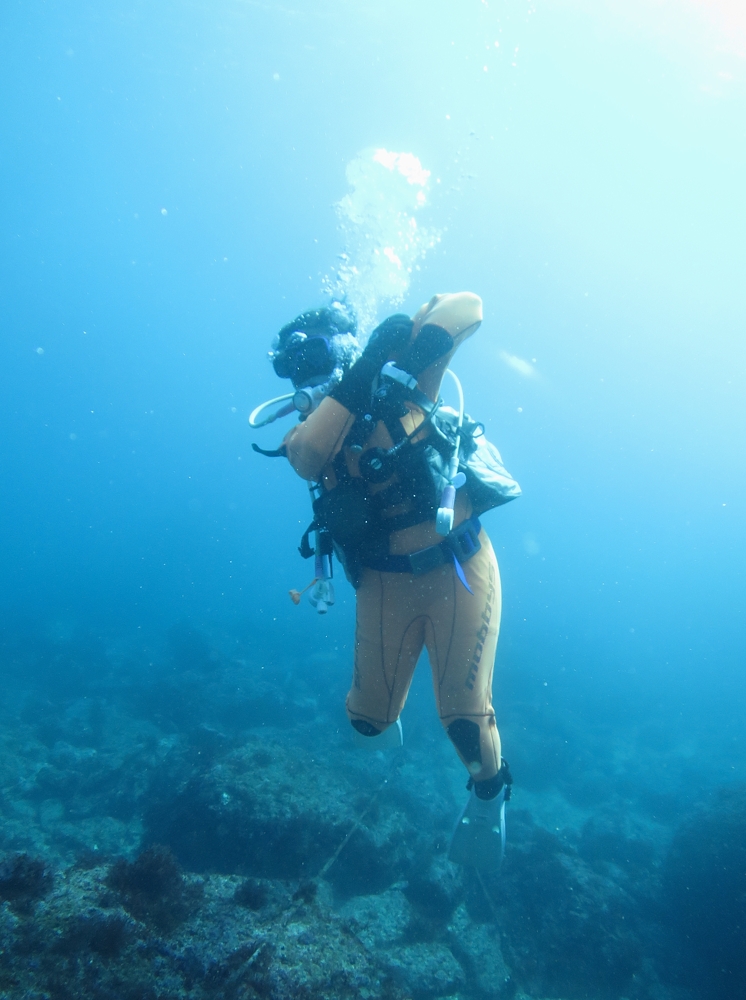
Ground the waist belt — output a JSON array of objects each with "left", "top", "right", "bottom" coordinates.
[{"left": 363, "top": 518, "right": 482, "bottom": 584}]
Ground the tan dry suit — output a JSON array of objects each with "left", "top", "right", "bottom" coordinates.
[{"left": 284, "top": 293, "right": 503, "bottom": 784}]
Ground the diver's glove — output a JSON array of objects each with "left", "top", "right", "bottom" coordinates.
[
  {"left": 397, "top": 323, "right": 454, "bottom": 377},
  {"left": 328, "top": 313, "right": 413, "bottom": 415}
]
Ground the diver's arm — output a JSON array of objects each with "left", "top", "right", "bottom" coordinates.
[
  {"left": 286, "top": 314, "right": 416, "bottom": 480},
  {"left": 283, "top": 397, "right": 355, "bottom": 481},
  {"left": 410, "top": 292, "right": 483, "bottom": 401},
  {"left": 282, "top": 297, "right": 481, "bottom": 478},
  {"left": 284, "top": 313, "right": 415, "bottom": 479}
]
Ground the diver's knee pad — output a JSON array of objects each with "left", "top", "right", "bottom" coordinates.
[
  {"left": 446, "top": 718, "right": 483, "bottom": 775},
  {"left": 350, "top": 717, "right": 403, "bottom": 750},
  {"left": 351, "top": 719, "right": 382, "bottom": 738}
]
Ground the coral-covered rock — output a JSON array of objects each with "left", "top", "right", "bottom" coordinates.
[
  {"left": 382, "top": 941, "right": 465, "bottom": 996},
  {"left": 339, "top": 887, "right": 412, "bottom": 950},
  {"left": 0, "top": 853, "right": 53, "bottom": 912},
  {"left": 447, "top": 902, "right": 513, "bottom": 997},
  {"left": 662, "top": 783, "right": 746, "bottom": 997},
  {"left": 232, "top": 875, "right": 270, "bottom": 910},
  {"left": 142, "top": 733, "right": 420, "bottom": 895},
  {"left": 491, "top": 810, "right": 642, "bottom": 997},
  {"left": 106, "top": 844, "right": 202, "bottom": 932},
  {"left": 0, "top": 862, "right": 403, "bottom": 1000}
]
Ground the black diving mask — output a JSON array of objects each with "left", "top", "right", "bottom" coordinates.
[{"left": 270, "top": 332, "right": 335, "bottom": 387}]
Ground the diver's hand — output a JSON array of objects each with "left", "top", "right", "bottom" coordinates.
[
  {"left": 364, "top": 313, "right": 414, "bottom": 365},
  {"left": 328, "top": 313, "right": 413, "bottom": 415},
  {"left": 407, "top": 292, "right": 483, "bottom": 401},
  {"left": 398, "top": 323, "right": 453, "bottom": 376}
]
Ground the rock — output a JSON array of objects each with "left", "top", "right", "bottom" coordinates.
[
  {"left": 142, "top": 733, "right": 417, "bottom": 893},
  {"left": 338, "top": 887, "right": 412, "bottom": 949},
  {"left": 106, "top": 844, "right": 202, "bottom": 932},
  {"left": 447, "top": 902, "right": 512, "bottom": 997},
  {"left": 382, "top": 941, "right": 465, "bottom": 996},
  {"left": 490, "top": 811, "right": 642, "bottom": 997},
  {"left": 0, "top": 853, "right": 53, "bottom": 913},
  {"left": 662, "top": 782, "right": 746, "bottom": 997},
  {"left": 0, "top": 861, "right": 401, "bottom": 1000}
]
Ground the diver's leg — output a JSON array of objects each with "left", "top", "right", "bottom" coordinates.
[
  {"left": 425, "top": 532, "right": 503, "bottom": 786},
  {"left": 423, "top": 534, "right": 511, "bottom": 870},
  {"left": 346, "top": 568, "right": 426, "bottom": 740}
]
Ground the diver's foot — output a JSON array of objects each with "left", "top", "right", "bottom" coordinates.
[
  {"left": 351, "top": 717, "right": 403, "bottom": 750},
  {"left": 448, "top": 777, "right": 508, "bottom": 873}
]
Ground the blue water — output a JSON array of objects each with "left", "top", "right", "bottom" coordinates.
[{"left": 2, "top": 2, "right": 745, "bottom": 998}]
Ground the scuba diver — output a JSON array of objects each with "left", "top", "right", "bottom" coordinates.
[{"left": 250, "top": 293, "right": 520, "bottom": 872}]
